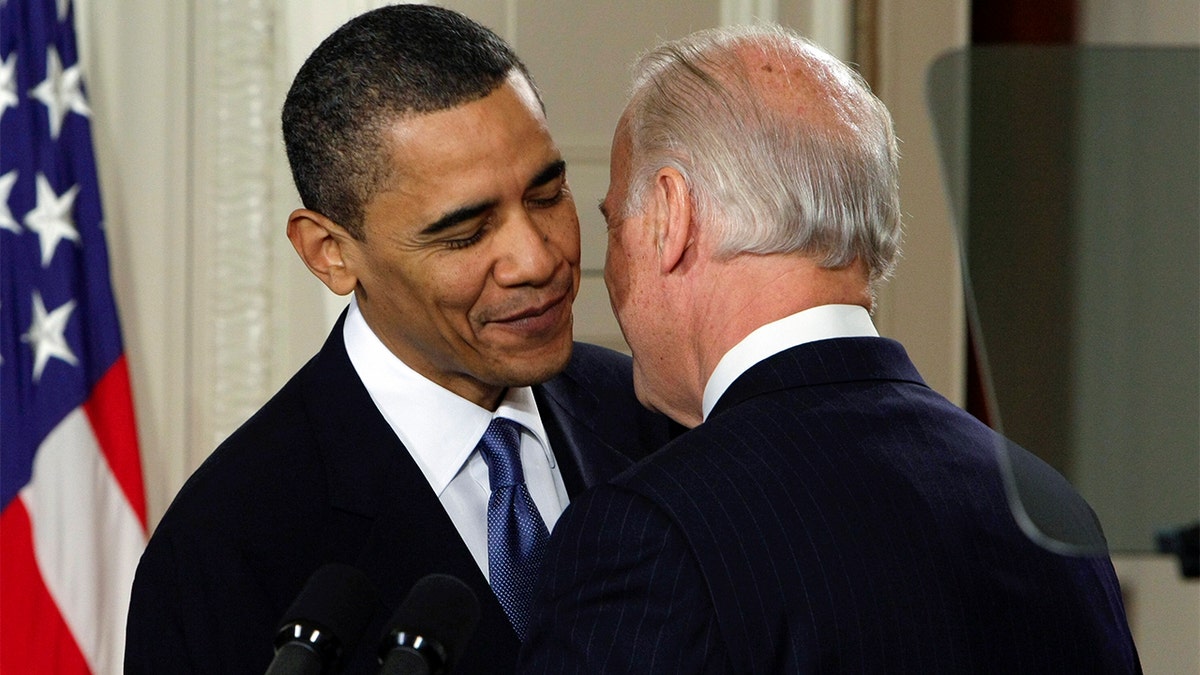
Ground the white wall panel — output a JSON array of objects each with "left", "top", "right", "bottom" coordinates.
[{"left": 74, "top": 0, "right": 191, "bottom": 526}]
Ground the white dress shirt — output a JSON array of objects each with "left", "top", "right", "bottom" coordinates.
[
  {"left": 342, "top": 295, "right": 569, "bottom": 580},
  {"left": 701, "top": 304, "right": 880, "bottom": 421}
]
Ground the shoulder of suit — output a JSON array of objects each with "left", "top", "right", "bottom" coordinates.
[
  {"left": 553, "top": 341, "right": 634, "bottom": 390},
  {"left": 606, "top": 422, "right": 718, "bottom": 490},
  {"left": 568, "top": 341, "right": 633, "bottom": 369},
  {"left": 162, "top": 354, "right": 327, "bottom": 520}
]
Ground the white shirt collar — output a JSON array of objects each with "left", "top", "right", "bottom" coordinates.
[
  {"left": 342, "top": 295, "right": 554, "bottom": 494},
  {"left": 701, "top": 304, "right": 879, "bottom": 421}
]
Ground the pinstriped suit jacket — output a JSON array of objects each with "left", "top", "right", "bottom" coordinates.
[{"left": 520, "top": 337, "right": 1141, "bottom": 674}]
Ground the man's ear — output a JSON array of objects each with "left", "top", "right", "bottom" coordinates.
[
  {"left": 651, "top": 167, "right": 695, "bottom": 275},
  {"left": 286, "top": 208, "right": 358, "bottom": 296}
]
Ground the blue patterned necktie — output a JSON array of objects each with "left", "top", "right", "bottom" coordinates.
[{"left": 477, "top": 417, "right": 549, "bottom": 641}]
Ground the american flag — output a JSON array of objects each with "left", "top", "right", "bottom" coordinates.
[{"left": 1, "top": 0, "right": 148, "bottom": 673}]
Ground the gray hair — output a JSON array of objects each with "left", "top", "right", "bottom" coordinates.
[{"left": 621, "top": 24, "right": 901, "bottom": 283}]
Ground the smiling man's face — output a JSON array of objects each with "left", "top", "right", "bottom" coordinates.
[{"left": 342, "top": 72, "right": 581, "bottom": 409}]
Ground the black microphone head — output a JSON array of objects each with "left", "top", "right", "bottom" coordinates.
[
  {"left": 378, "top": 574, "right": 481, "bottom": 674},
  {"left": 274, "top": 563, "right": 379, "bottom": 669}
]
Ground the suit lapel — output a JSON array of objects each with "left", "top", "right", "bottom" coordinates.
[
  {"left": 297, "top": 313, "right": 521, "bottom": 663},
  {"left": 535, "top": 367, "right": 641, "bottom": 496},
  {"left": 534, "top": 383, "right": 589, "bottom": 497},
  {"left": 352, "top": 489, "right": 522, "bottom": 670},
  {"left": 297, "top": 312, "right": 413, "bottom": 518}
]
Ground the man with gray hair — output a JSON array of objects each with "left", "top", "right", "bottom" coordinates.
[{"left": 519, "top": 25, "right": 1140, "bottom": 673}]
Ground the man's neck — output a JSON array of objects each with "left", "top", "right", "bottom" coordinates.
[{"left": 689, "top": 254, "right": 873, "bottom": 394}]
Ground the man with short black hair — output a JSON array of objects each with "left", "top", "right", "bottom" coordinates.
[{"left": 126, "top": 6, "right": 673, "bottom": 673}]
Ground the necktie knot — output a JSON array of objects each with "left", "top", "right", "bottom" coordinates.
[{"left": 478, "top": 417, "right": 524, "bottom": 489}]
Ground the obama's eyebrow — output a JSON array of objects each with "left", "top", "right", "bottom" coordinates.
[
  {"left": 529, "top": 159, "right": 567, "bottom": 191},
  {"left": 420, "top": 202, "right": 495, "bottom": 237},
  {"left": 419, "top": 159, "right": 568, "bottom": 237}
]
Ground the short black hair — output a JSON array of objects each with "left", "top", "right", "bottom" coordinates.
[{"left": 281, "top": 4, "right": 537, "bottom": 239}]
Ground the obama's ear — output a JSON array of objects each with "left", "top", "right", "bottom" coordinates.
[{"left": 286, "top": 209, "right": 359, "bottom": 296}]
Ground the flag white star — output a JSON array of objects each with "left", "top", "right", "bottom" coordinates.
[
  {"left": 21, "top": 290, "right": 79, "bottom": 383},
  {"left": 25, "top": 173, "right": 80, "bottom": 266},
  {"left": 30, "top": 46, "right": 90, "bottom": 139},
  {"left": 0, "top": 52, "right": 17, "bottom": 119},
  {"left": 0, "top": 170, "right": 18, "bottom": 234}
]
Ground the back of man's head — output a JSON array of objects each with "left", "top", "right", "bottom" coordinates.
[
  {"left": 621, "top": 25, "right": 901, "bottom": 285},
  {"left": 281, "top": 4, "right": 536, "bottom": 239}
]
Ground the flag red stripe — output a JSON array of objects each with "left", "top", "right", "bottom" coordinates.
[
  {"left": 0, "top": 499, "right": 93, "bottom": 675},
  {"left": 82, "top": 356, "right": 148, "bottom": 530}
]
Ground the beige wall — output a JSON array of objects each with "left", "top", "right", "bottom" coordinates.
[{"left": 872, "top": 0, "right": 967, "bottom": 401}]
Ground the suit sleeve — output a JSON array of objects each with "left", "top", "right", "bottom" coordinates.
[
  {"left": 124, "top": 522, "right": 279, "bottom": 675},
  {"left": 518, "top": 485, "right": 728, "bottom": 674},
  {"left": 125, "top": 532, "right": 194, "bottom": 674}
]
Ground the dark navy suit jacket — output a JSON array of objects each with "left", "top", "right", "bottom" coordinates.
[
  {"left": 124, "top": 312, "right": 675, "bottom": 674},
  {"left": 520, "top": 337, "right": 1141, "bottom": 674}
]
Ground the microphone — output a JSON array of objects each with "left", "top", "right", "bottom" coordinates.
[
  {"left": 377, "top": 574, "right": 481, "bottom": 675},
  {"left": 265, "top": 563, "right": 379, "bottom": 675}
]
